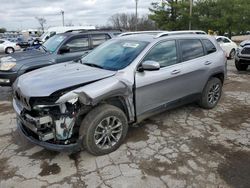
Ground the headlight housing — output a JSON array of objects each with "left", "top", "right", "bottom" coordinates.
[{"left": 0, "top": 62, "right": 17, "bottom": 71}]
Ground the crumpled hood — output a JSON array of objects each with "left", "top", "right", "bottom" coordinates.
[{"left": 15, "top": 62, "right": 116, "bottom": 97}]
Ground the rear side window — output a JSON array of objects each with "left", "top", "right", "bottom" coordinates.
[
  {"left": 91, "top": 34, "right": 111, "bottom": 47},
  {"left": 202, "top": 39, "right": 217, "bottom": 54},
  {"left": 217, "top": 37, "right": 230, "bottom": 43},
  {"left": 179, "top": 39, "right": 204, "bottom": 61},
  {"left": 65, "top": 36, "right": 89, "bottom": 52}
]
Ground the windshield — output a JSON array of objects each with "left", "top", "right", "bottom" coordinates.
[
  {"left": 41, "top": 35, "right": 66, "bottom": 53},
  {"left": 82, "top": 39, "right": 149, "bottom": 71}
]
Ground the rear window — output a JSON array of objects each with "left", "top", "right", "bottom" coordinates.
[
  {"left": 202, "top": 39, "right": 217, "bottom": 54},
  {"left": 179, "top": 39, "right": 204, "bottom": 61}
]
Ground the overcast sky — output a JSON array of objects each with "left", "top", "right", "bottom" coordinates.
[{"left": 0, "top": 0, "right": 160, "bottom": 31}]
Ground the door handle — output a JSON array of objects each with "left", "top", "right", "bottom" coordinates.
[
  {"left": 204, "top": 61, "right": 212, "bottom": 65},
  {"left": 171, "top": 69, "right": 181, "bottom": 75}
]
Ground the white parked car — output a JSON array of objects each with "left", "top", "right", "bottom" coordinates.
[
  {"left": 216, "top": 36, "right": 238, "bottom": 59},
  {"left": 0, "top": 39, "right": 21, "bottom": 54}
]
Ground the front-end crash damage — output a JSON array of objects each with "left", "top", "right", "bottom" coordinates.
[
  {"left": 13, "top": 77, "right": 134, "bottom": 151},
  {"left": 14, "top": 94, "right": 82, "bottom": 147}
]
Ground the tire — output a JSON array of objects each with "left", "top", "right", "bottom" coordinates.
[
  {"left": 229, "top": 49, "right": 236, "bottom": 59},
  {"left": 5, "top": 47, "right": 15, "bottom": 54},
  {"left": 199, "top": 77, "right": 222, "bottom": 109},
  {"left": 235, "top": 60, "right": 248, "bottom": 71},
  {"left": 80, "top": 104, "right": 128, "bottom": 156}
]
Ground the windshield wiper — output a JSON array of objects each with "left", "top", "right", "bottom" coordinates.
[{"left": 83, "top": 62, "right": 104, "bottom": 69}]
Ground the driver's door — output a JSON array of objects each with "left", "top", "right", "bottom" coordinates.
[
  {"left": 56, "top": 35, "right": 90, "bottom": 63},
  {"left": 135, "top": 40, "right": 181, "bottom": 119}
]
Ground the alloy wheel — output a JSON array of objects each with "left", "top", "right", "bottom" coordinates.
[
  {"left": 94, "top": 116, "right": 123, "bottom": 149},
  {"left": 208, "top": 83, "right": 221, "bottom": 105}
]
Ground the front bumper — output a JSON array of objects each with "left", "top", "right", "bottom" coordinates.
[
  {"left": 17, "top": 120, "right": 81, "bottom": 152},
  {"left": 13, "top": 99, "right": 81, "bottom": 153},
  {"left": 0, "top": 71, "right": 18, "bottom": 86}
]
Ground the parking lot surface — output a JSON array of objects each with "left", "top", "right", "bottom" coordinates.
[{"left": 0, "top": 59, "right": 249, "bottom": 188}]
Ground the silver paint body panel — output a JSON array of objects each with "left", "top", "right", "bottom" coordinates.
[{"left": 13, "top": 34, "right": 226, "bottom": 123}]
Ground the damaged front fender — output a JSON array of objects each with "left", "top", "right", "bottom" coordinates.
[{"left": 56, "top": 77, "right": 135, "bottom": 122}]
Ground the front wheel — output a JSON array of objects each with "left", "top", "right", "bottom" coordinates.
[
  {"left": 80, "top": 104, "right": 128, "bottom": 156},
  {"left": 199, "top": 77, "right": 222, "bottom": 109},
  {"left": 235, "top": 60, "right": 248, "bottom": 71}
]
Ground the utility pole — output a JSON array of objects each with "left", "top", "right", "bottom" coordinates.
[
  {"left": 135, "top": 0, "right": 139, "bottom": 31},
  {"left": 61, "top": 10, "right": 65, "bottom": 27},
  {"left": 189, "top": 0, "right": 193, "bottom": 30}
]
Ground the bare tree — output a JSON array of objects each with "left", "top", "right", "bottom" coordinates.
[
  {"left": 109, "top": 13, "right": 155, "bottom": 31},
  {"left": 109, "top": 14, "right": 121, "bottom": 29},
  {"left": 35, "top": 17, "right": 46, "bottom": 32}
]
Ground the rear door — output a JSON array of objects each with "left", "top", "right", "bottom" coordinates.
[
  {"left": 175, "top": 39, "right": 211, "bottom": 95},
  {"left": 56, "top": 35, "right": 90, "bottom": 63}
]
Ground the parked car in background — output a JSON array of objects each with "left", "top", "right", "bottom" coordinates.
[
  {"left": 235, "top": 40, "right": 250, "bottom": 71},
  {"left": 0, "top": 39, "right": 21, "bottom": 54},
  {"left": 40, "top": 26, "right": 96, "bottom": 42},
  {"left": 0, "top": 31, "right": 118, "bottom": 86},
  {"left": 215, "top": 36, "right": 237, "bottom": 59},
  {"left": 13, "top": 34, "right": 226, "bottom": 155}
]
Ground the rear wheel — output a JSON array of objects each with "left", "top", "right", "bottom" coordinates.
[
  {"left": 80, "top": 104, "right": 128, "bottom": 156},
  {"left": 235, "top": 60, "right": 248, "bottom": 71},
  {"left": 199, "top": 77, "right": 222, "bottom": 109},
  {"left": 229, "top": 49, "right": 236, "bottom": 59},
  {"left": 5, "top": 47, "right": 14, "bottom": 54}
]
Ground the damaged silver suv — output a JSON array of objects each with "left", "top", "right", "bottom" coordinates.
[{"left": 13, "top": 34, "right": 227, "bottom": 155}]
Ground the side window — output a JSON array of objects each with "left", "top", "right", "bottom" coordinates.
[
  {"left": 0, "top": 40, "right": 4, "bottom": 44},
  {"left": 179, "top": 39, "right": 204, "bottom": 61},
  {"left": 202, "top": 39, "right": 217, "bottom": 54},
  {"left": 65, "top": 36, "right": 89, "bottom": 52},
  {"left": 222, "top": 38, "right": 230, "bottom": 43},
  {"left": 143, "top": 40, "right": 177, "bottom": 67},
  {"left": 91, "top": 34, "right": 111, "bottom": 47},
  {"left": 50, "top": 32, "right": 56, "bottom": 37},
  {"left": 216, "top": 38, "right": 223, "bottom": 43}
]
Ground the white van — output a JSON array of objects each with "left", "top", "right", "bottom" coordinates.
[{"left": 40, "top": 26, "right": 96, "bottom": 42}]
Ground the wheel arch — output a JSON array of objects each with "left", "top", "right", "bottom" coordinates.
[
  {"left": 101, "top": 96, "right": 130, "bottom": 121},
  {"left": 209, "top": 72, "right": 225, "bottom": 84}
]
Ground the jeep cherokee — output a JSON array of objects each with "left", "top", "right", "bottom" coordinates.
[{"left": 13, "top": 34, "right": 227, "bottom": 155}]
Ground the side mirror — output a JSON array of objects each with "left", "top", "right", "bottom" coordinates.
[
  {"left": 139, "top": 60, "right": 160, "bottom": 71},
  {"left": 59, "top": 46, "right": 70, "bottom": 54}
]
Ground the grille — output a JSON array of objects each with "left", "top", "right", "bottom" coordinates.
[
  {"left": 29, "top": 96, "right": 60, "bottom": 107},
  {"left": 241, "top": 47, "right": 250, "bottom": 55}
]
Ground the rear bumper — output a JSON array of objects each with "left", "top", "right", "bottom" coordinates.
[
  {"left": 13, "top": 99, "right": 81, "bottom": 153},
  {"left": 0, "top": 71, "right": 18, "bottom": 86}
]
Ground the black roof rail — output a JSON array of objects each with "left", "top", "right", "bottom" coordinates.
[{"left": 65, "top": 29, "right": 122, "bottom": 33}]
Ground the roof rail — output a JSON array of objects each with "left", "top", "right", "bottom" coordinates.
[
  {"left": 65, "top": 29, "right": 122, "bottom": 33},
  {"left": 154, "top": 30, "right": 207, "bottom": 38},
  {"left": 118, "top": 30, "right": 166, "bottom": 37}
]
